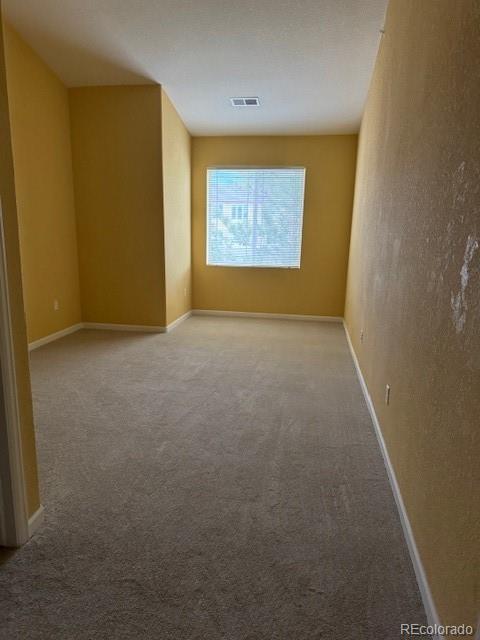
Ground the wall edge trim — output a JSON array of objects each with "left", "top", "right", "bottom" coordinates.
[
  {"left": 83, "top": 323, "right": 166, "bottom": 333},
  {"left": 166, "top": 310, "right": 192, "bottom": 333},
  {"left": 28, "top": 323, "right": 84, "bottom": 351},
  {"left": 27, "top": 504, "right": 44, "bottom": 538},
  {"left": 0, "top": 200, "right": 30, "bottom": 547},
  {"left": 192, "top": 310, "right": 343, "bottom": 322},
  {"left": 343, "top": 321, "right": 443, "bottom": 638}
]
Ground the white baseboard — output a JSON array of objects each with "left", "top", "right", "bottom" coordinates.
[
  {"left": 83, "top": 322, "right": 166, "bottom": 333},
  {"left": 166, "top": 310, "right": 192, "bottom": 333},
  {"left": 29, "top": 322, "right": 168, "bottom": 351},
  {"left": 27, "top": 311, "right": 339, "bottom": 349},
  {"left": 192, "top": 309, "right": 343, "bottom": 323},
  {"left": 28, "top": 504, "right": 44, "bottom": 538},
  {"left": 28, "top": 323, "right": 83, "bottom": 351},
  {"left": 343, "top": 322, "right": 442, "bottom": 638}
]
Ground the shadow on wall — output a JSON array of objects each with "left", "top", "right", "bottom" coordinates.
[{"left": 11, "top": 21, "right": 154, "bottom": 86}]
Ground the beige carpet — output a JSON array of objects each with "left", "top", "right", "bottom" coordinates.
[{"left": 0, "top": 317, "right": 427, "bottom": 639}]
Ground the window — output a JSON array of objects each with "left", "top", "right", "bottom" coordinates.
[
  {"left": 206, "top": 167, "right": 306, "bottom": 268},
  {"left": 226, "top": 204, "right": 248, "bottom": 222}
]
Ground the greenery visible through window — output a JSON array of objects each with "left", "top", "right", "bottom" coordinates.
[{"left": 206, "top": 168, "right": 306, "bottom": 268}]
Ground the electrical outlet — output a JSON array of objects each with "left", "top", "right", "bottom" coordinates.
[
  {"left": 53, "top": 299, "right": 59, "bottom": 311},
  {"left": 385, "top": 384, "right": 391, "bottom": 405}
]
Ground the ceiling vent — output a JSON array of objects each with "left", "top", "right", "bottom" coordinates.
[{"left": 230, "top": 97, "right": 260, "bottom": 107}]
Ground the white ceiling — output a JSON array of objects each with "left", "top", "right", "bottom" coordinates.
[{"left": 3, "top": 0, "right": 388, "bottom": 136}]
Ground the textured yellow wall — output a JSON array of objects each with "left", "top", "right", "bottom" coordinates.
[
  {"left": 161, "top": 89, "right": 192, "bottom": 325},
  {"left": 345, "top": 0, "right": 479, "bottom": 628},
  {"left": 0, "top": 17, "right": 39, "bottom": 515},
  {"left": 4, "top": 24, "right": 81, "bottom": 343},
  {"left": 192, "top": 136, "right": 357, "bottom": 316},
  {"left": 69, "top": 85, "right": 166, "bottom": 327}
]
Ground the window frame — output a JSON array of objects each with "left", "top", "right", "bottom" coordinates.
[{"left": 205, "top": 166, "right": 306, "bottom": 269}]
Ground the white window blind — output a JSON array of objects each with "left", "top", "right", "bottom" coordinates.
[{"left": 206, "top": 167, "right": 306, "bottom": 268}]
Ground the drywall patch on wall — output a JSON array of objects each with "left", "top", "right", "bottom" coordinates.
[
  {"left": 452, "top": 160, "right": 468, "bottom": 209},
  {"left": 450, "top": 234, "right": 478, "bottom": 333}
]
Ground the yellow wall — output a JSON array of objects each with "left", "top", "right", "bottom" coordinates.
[
  {"left": 4, "top": 24, "right": 81, "bottom": 343},
  {"left": 345, "top": 0, "right": 479, "bottom": 628},
  {"left": 0, "top": 16, "right": 39, "bottom": 516},
  {"left": 69, "top": 85, "right": 166, "bottom": 327},
  {"left": 161, "top": 89, "right": 192, "bottom": 325},
  {"left": 192, "top": 136, "right": 357, "bottom": 316}
]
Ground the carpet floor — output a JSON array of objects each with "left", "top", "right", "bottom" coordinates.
[{"left": 0, "top": 317, "right": 427, "bottom": 639}]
